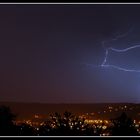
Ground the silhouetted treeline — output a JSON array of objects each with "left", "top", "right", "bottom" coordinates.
[
  {"left": 109, "top": 112, "right": 139, "bottom": 136},
  {"left": 0, "top": 106, "right": 37, "bottom": 136},
  {"left": 0, "top": 105, "right": 139, "bottom": 136},
  {"left": 39, "top": 111, "right": 99, "bottom": 136}
]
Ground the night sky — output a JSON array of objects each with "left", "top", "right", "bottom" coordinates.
[{"left": 1, "top": 4, "right": 140, "bottom": 103}]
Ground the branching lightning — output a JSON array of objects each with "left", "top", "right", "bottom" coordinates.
[
  {"left": 100, "top": 45, "right": 140, "bottom": 73},
  {"left": 101, "top": 49, "right": 108, "bottom": 66},
  {"left": 102, "top": 64, "right": 140, "bottom": 73},
  {"left": 111, "top": 26, "right": 134, "bottom": 41},
  {"left": 109, "top": 45, "right": 140, "bottom": 52},
  {"left": 85, "top": 26, "right": 140, "bottom": 73}
]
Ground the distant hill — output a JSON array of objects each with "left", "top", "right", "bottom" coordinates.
[{"left": 0, "top": 102, "right": 139, "bottom": 120}]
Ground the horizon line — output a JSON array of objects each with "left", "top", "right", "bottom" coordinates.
[{"left": 0, "top": 101, "right": 139, "bottom": 104}]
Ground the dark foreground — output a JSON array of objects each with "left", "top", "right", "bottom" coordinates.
[{"left": 0, "top": 105, "right": 139, "bottom": 136}]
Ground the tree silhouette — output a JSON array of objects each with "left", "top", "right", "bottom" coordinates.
[
  {"left": 39, "top": 111, "right": 100, "bottom": 136},
  {"left": 1, "top": 106, "right": 139, "bottom": 136},
  {"left": 0, "top": 106, "right": 17, "bottom": 135},
  {"left": 39, "top": 120, "right": 53, "bottom": 136},
  {"left": 109, "top": 112, "right": 139, "bottom": 136},
  {"left": 17, "top": 123, "right": 37, "bottom": 136}
]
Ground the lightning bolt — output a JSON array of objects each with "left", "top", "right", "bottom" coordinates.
[
  {"left": 100, "top": 45, "right": 140, "bottom": 73},
  {"left": 100, "top": 27, "right": 134, "bottom": 66},
  {"left": 101, "top": 64, "right": 140, "bottom": 73},
  {"left": 84, "top": 26, "right": 140, "bottom": 73},
  {"left": 111, "top": 26, "right": 134, "bottom": 41},
  {"left": 109, "top": 45, "right": 140, "bottom": 52},
  {"left": 101, "top": 48, "right": 108, "bottom": 66}
]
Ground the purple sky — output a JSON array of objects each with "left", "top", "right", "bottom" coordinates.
[{"left": 0, "top": 4, "right": 140, "bottom": 103}]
